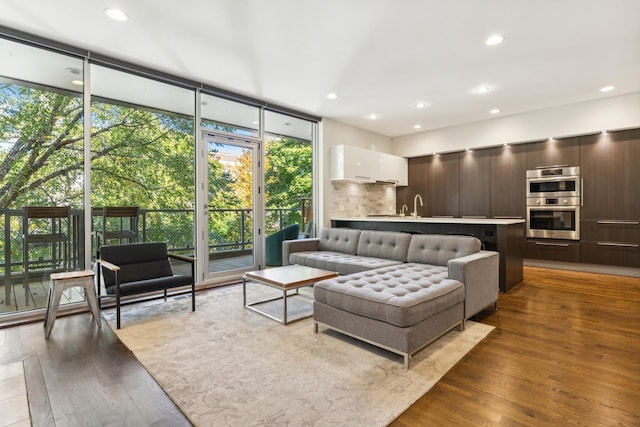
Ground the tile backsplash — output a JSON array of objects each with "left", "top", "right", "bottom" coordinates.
[{"left": 331, "top": 181, "right": 396, "bottom": 218}]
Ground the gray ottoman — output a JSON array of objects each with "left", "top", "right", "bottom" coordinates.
[{"left": 313, "top": 263, "right": 465, "bottom": 368}]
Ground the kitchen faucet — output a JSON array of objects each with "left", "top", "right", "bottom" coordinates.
[
  {"left": 399, "top": 204, "right": 408, "bottom": 217},
  {"left": 412, "top": 194, "right": 423, "bottom": 219}
]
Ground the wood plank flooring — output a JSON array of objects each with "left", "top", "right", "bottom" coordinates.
[
  {"left": 391, "top": 266, "right": 640, "bottom": 426},
  {"left": 0, "top": 266, "right": 638, "bottom": 426},
  {"left": 0, "top": 312, "right": 190, "bottom": 426}
]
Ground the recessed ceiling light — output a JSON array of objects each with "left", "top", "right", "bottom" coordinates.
[
  {"left": 326, "top": 92, "right": 338, "bottom": 100},
  {"left": 413, "top": 124, "right": 422, "bottom": 129},
  {"left": 601, "top": 130, "right": 608, "bottom": 134},
  {"left": 503, "top": 143, "right": 509, "bottom": 146},
  {"left": 485, "top": 34, "right": 504, "bottom": 46},
  {"left": 415, "top": 102, "right": 428, "bottom": 109},
  {"left": 474, "top": 85, "right": 491, "bottom": 94},
  {"left": 105, "top": 8, "right": 128, "bottom": 21},
  {"left": 548, "top": 137, "right": 554, "bottom": 141},
  {"left": 600, "top": 85, "right": 615, "bottom": 92},
  {"left": 368, "top": 113, "right": 379, "bottom": 120},
  {"left": 489, "top": 108, "right": 501, "bottom": 114},
  {"left": 71, "top": 80, "right": 84, "bottom": 86}
]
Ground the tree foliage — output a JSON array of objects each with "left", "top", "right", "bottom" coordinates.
[{"left": 0, "top": 80, "right": 312, "bottom": 257}]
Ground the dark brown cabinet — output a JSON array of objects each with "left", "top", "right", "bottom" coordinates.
[
  {"left": 580, "top": 129, "right": 640, "bottom": 220},
  {"left": 393, "top": 127, "right": 638, "bottom": 270},
  {"left": 490, "top": 144, "right": 526, "bottom": 218},
  {"left": 459, "top": 149, "right": 491, "bottom": 218},
  {"left": 579, "top": 129, "right": 640, "bottom": 267},
  {"left": 525, "top": 240, "right": 580, "bottom": 262},
  {"left": 428, "top": 153, "right": 459, "bottom": 217},
  {"left": 396, "top": 156, "right": 428, "bottom": 217},
  {"left": 525, "top": 136, "right": 580, "bottom": 170},
  {"left": 581, "top": 218, "right": 639, "bottom": 267}
]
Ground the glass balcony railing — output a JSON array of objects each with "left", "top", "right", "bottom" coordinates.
[{"left": 0, "top": 206, "right": 304, "bottom": 317}]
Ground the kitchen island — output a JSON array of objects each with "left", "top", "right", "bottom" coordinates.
[{"left": 331, "top": 217, "right": 525, "bottom": 292}]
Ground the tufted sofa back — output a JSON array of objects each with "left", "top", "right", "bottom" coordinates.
[
  {"left": 407, "top": 234, "right": 481, "bottom": 266},
  {"left": 356, "top": 230, "right": 411, "bottom": 262},
  {"left": 318, "top": 228, "right": 361, "bottom": 254}
]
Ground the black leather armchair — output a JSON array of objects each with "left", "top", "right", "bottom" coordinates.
[{"left": 96, "top": 242, "right": 196, "bottom": 329}]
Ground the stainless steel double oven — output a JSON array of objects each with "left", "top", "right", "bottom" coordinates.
[{"left": 526, "top": 166, "right": 581, "bottom": 240}]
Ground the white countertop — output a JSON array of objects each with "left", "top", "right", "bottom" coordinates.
[{"left": 332, "top": 216, "right": 525, "bottom": 225}]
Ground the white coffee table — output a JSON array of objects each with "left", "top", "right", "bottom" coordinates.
[{"left": 242, "top": 265, "right": 338, "bottom": 325}]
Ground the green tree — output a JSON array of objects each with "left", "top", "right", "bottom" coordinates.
[
  {"left": 264, "top": 137, "right": 312, "bottom": 230},
  {"left": 0, "top": 84, "right": 84, "bottom": 208}
]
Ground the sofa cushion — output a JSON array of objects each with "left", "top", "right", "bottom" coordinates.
[
  {"left": 317, "top": 228, "right": 361, "bottom": 254},
  {"left": 356, "top": 230, "right": 411, "bottom": 262},
  {"left": 289, "top": 251, "right": 402, "bottom": 275},
  {"left": 314, "top": 263, "right": 465, "bottom": 327},
  {"left": 407, "top": 234, "right": 481, "bottom": 266}
]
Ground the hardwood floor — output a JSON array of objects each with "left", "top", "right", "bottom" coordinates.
[
  {"left": 0, "top": 266, "right": 638, "bottom": 426},
  {"left": 391, "top": 266, "right": 640, "bottom": 426},
  {"left": 0, "top": 312, "right": 190, "bottom": 426}
]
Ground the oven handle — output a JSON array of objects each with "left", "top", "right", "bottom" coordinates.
[
  {"left": 535, "top": 164, "right": 569, "bottom": 169},
  {"left": 534, "top": 242, "right": 570, "bottom": 247},
  {"left": 527, "top": 207, "right": 579, "bottom": 211}
]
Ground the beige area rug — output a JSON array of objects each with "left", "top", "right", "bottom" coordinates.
[{"left": 102, "top": 284, "right": 494, "bottom": 427}]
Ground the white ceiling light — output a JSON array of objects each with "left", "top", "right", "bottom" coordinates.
[
  {"left": 71, "top": 80, "right": 84, "bottom": 86},
  {"left": 485, "top": 34, "right": 504, "bottom": 46},
  {"left": 105, "top": 8, "right": 128, "bottom": 21},
  {"left": 415, "top": 102, "right": 428, "bottom": 109},
  {"left": 326, "top": 92, "right": 338, "bottom": 99},
  {"left": 474, "top": 85, "right": 492, "bottom": 94},
  {"left": 600, "top": 85, "right": 615, "bottom": 92},
  {"left": 489, "top": 108, "right": 501, "bottom": 114},
  {"left": 368, "top": 113, "right": 379, "bottom": 120},
  {"left": 413, "top": 124, "right": 422, "bottom": 129}
]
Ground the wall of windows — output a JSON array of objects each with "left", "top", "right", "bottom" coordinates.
[
  {"left": 90, "top": 65, "right": 196, "bottom": 257},
  {"left": 0, "top": 33, "right": 318, "bottom": 320}
]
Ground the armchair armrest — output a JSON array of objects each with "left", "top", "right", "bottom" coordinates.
[
  {"left": 168, "top": 253, "right": 196, "bottom": 263},
  {"left": 96, "top": 258, "right": 120, "bottom": 272},
  {"left": 448, "top": 250, "right": 499, "bottom": 319},
  {"left": 282, "top": 238, "right": 320, "bottom": 266}
]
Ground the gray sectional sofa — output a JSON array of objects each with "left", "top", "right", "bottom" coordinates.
[{"left": 282, "top": 227, "right": 499, "bottom": 367}]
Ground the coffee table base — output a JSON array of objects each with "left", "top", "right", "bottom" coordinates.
[
  {"left": 242, "top": 282, "right": 312, "bottom": 325},
  {"left": 242, "top": 265, "right": 339, "bottom": 325}
]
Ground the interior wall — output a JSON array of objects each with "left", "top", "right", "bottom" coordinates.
[
  {"left": 319, "top": 119, "right": 393, "bottom": 227},
  {"left": 392, "top": 92, "right": 640, "bottom": 157}
]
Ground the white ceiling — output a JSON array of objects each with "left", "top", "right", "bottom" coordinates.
[{"left": 1, "top": 0, "right": 639, "bottom": 138}]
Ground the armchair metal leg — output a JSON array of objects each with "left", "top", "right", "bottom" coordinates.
[{"left": 116, "top": 295, "right": 121, "bottom": 329}]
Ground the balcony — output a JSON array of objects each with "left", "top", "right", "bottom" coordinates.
[{"left": 1, "top": 206, "right": 303, "bottom": 316}]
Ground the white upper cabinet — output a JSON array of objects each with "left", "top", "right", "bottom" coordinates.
[
  {"left": 330, "top": 145, "right": 377, "bottom": 182},
  {"left": 330, "top": 145, "right": 408, "bottom": 186},
  {"left": 377, "top": 152, "right": 408, "bottom": 186}
]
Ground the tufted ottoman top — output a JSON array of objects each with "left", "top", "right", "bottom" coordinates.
[{"left": 314, "top": 263, "right": 464, "bottom": 328}]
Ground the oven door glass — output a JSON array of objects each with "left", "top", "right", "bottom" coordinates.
[
  {"left": 527, "top": 178, "right": 578, "bottom": 197},
  {"left": 527, "top": 207, "right": 579, "bottom": 240}
]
